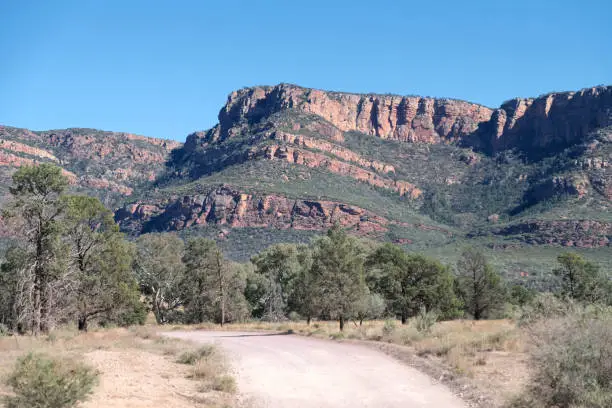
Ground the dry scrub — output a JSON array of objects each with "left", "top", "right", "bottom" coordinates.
[{"left": 0, "top": 327, "right": 237, "bottom": 408}]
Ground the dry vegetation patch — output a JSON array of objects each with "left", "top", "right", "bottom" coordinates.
[{"left": 0, "top": 327, "right": 237, "bottom": 408}]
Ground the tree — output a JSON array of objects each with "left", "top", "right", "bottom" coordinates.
[
  {"left": 456, "top": 248, "right": 505, "bottom": 320},
  {"left": 354, "top": 292, "right": 386, "bottom": 325},
  {"left": 366, "top": 243, "right": 461, "bottom": 323},
  {"left": 62, "top": 195, "right": 140, "bottom": 331},
  {"left": 286, "top": 245, "right": 317, "bottom": 324},
  {"left": 509, "top": 284, "right": 537, "bottom": 307},
  {"left": 553, "top": 252, "right": 611, "bottom": 304},
  {"left": 182, "top": 238, "right": 249, "bottom": 325},
  {"left": 134, "top": 233, "right": 185, "bottom": 324},
  {"left": 3, "top": 164, "right": 69, "bottom": 334},
  {"left": 310, "top": 225, "right": 367, "bottom": 331},
  {"left": 251, "top": 244, "right": 303, "bottom": 321}
]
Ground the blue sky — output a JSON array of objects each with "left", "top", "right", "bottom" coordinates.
[{"left": 1, "top": 1, "right": 610, "bottom": 141}]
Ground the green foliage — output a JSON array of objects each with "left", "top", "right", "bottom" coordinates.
[
  {"left": 62, "top": 195, "right": 140, "bottom": 331},
  {"left": 181, "top": 238, "right": 221, "bottom": 323},
  {"left": 354, "top": 292, "right": 386, "bottom": 324},
  {"left": 114, "top": 300, "right": 147, "bottom": 327},
  {"left": 4, "top": 353, "right": 98, "bottom": 408},
  {"left": 250, "top": 244, "right": 305, "bottom": 321},
  {"left": 3, "top": 164, "right": 70, "bottom": 334},
  {"left": 310, "top": 224, "right": 368, "bottom": 331},
  {"left": 9, "top": 163, "right": 68, "bottom": 199},
  {"left": 286, "top": 246, "right": 317, "bottom": 323},
  {"left": 456, "top": 248, "right": 506, "bottom": 320},
  {"left": 182, "top": 238, "right": 250, "bottom": 324},
  {"left": 509, "top": 284, "right": 537, "bottom": 307},
  {"left": 134, "top": 233, "right": 185, "bottom": 324},
  {"left": 366, "top": 243, "right": 462, "bottom": 323},
  {"left": 553, "top": 252, "right": 611, "bottom": 305}
]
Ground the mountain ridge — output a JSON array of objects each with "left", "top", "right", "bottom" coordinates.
[{"left": 0, "top": 84, "right": 610, "bottom": 278}]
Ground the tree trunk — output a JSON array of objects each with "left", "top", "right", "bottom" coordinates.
[
  {"left": 401, "top": 311, "right": 407, "bottom": 325},
  {"left": 153, "top": 291, "right": 163, "bottom": 324},
  {"left": 306, "top": 316, "right": 311, "bottom": 326},
  {"left": 339, "top": 316, "right": 345, "bottom": 331},
  {"left": 359, "top": 318, "right": 363, "bottom": 326},
  {"left": 78, "top": 316, "right": 88, "bottom": 332}
]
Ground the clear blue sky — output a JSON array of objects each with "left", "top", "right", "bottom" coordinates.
[{"left": 1, "top": 1, "right": 610, "bottom": 141}]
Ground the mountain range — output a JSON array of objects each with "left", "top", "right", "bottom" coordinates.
[{"left": 1, "top": 83, "right": 610, "bottom": 285}]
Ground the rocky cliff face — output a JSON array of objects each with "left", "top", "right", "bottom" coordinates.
[
  {"left": 211, "top": 83, "right": 612, "bottom": 157},
  {"left": 215, "top": 84, "right": 494, "bottom": 144},
  {"left": 116, "top": 185, "right": 390, "bottom": 236},
  {"left": 487, "top": 86, "right": 612, "bottom": 155}
]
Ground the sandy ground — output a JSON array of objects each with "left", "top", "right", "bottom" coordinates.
[
  {"left": 81, "top": 349, "right": 207, "bottom": 408},
  {"left": 165, "top": 331, "right": 467, "bottom": 408}
]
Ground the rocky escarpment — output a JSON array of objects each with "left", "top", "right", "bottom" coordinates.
[
  {"left": 115, "top": 185, "right": 390, "bottom": 236},
  {"left": 486, "top": 86, "right": 612, "bottom": 155},
  {"left": 206, "top": 83, "right": 612, "bottom": 158},
  {"left": 215, "top": 84, "right": 494, "bottom": 143}
]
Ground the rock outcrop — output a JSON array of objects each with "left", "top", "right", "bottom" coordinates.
[
  {"left": 116, "top": 185, "right": 390, "bottom": 236},
  {"left": 209, "top": 83, "right": 612, "bottom": 157},
  {"left": 487, "top": 86, "right": 612, "bottom": 154},
  {"left": 217, "top": 84, "right": 494, "bottom": 143},
  {"left": 251, "top": 143, "right": 421, "bottom": 198},
  {"left": 0, "top": 126, "right": 180, "bottom": 199}
]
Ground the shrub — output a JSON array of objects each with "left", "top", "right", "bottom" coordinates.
[
  {"left": 382, "top": 319, "right": 396, "bottom": 336},
  {"left": 4, "top": 353, "right": 98, "bottom": 408},
  {"left": 211, "top": 375, "right": 237, "bottom": 393},
  {"left": 518, "top": 292, "right": 573, "bottom": 325},
  {"left": 510, "top": 309, "right": 612, "bottom": 407},
  {"left": 177, "top": 345, "right": 216, "bottom": 365},
  {"left": 0, "top": 323, "right": 9, "bottom": 336},
  {"left": 415, "top": 307, "right": 438, "bottom": 333}
]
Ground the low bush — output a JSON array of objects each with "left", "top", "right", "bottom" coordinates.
[
  {"left": 211, "top": 375, "right": 237, "bottom": 393},
  {"left": 4, "top": 353, "right": 98, "bottom": 408},
  {"left": 510, "top": 308, "right": 612, "bottom": 407},
  {"left": 177, "top": 345, "right": 216, "bottom": 365}
]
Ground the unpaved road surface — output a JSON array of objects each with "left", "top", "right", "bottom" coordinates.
[{"left": 165, "top": 331, "right": 466, "bottom": 408}]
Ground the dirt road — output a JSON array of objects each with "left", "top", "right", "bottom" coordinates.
[{"left": 164, "top": 331, "right": 466, "bottom": 408}]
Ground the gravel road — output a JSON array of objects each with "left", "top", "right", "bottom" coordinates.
[{"left": 164, "top": 331, "right": 466, "bottom": 408}]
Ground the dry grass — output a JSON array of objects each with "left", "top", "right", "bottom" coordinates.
[
  {"left": 171, "top": 319, "right": 528, "bottom": 406},
  {"left": 0, "top": 327, "right": 237, "bottom": 407}
]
